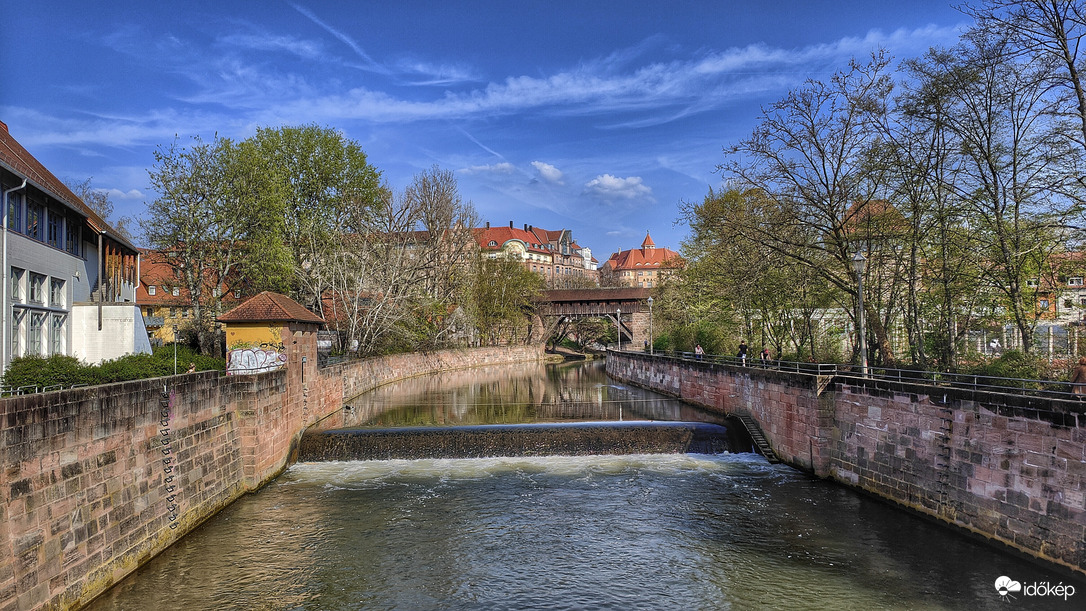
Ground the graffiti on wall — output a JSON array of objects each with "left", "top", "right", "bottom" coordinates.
[{"left": 227, "top": 347, "right": 288, "bottom": 375}]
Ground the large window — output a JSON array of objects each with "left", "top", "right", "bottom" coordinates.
[
  {"left": 10, "top": 267, "right": 24, "bottom": 302},
  {"left": 26, "top": 202, "right": 42, "bottom": 241},
  {"left": 65, "top": 222, "right": 81, "bottom": 257},
  {"left": 7, "top": 192, "right": 21, "bottom": 232},
  {"left": 50, "top": 279, "right": 65, "bottom": 307},
  {"left": 28, "top": 273, "right": 45, "bottom": 304},
  {"left": 28, "top": 312, "right": 44, "bottom": 356},
  {"left": 10, "top": 310, "right": 23, "bottom": 357},
  {"left": 50, "top": 314, "right": 65, "bottom": 355},
  {"left": 47, "top": 210, "right": 62, "bottom": 249}
]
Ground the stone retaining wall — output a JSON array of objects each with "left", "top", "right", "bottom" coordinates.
[
  {"left": 1, "top": 345, "right": 542, "bottom": 611},
  {"left": 607, "top": 351, "right": 1086, "bottom": 577}
]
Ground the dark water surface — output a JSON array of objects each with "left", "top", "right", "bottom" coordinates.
[{"left": 86, "top": 361, "right": 1084, "bottom": 611}]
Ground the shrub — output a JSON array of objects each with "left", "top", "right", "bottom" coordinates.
[
  {"left": 2, "top": 355, "right": 95, "bottom": 390},
  {"left": 2, "top": 344, "right": 227, "bottom": 393}
]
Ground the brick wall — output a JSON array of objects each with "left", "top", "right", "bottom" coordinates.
[
  {"left": 1, "top": 344, "right": 542, "bottom": 611},
  {"left": 607, "top": 351, "right": 1086, "bottom": 577}
]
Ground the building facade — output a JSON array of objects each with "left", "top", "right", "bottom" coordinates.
[
  {"left": 601, "top": 233, "right": 682, "bottom": 288},
  {"left": 1, "top": 120, "right": 146, "bottom": 373},
  {"left": 474, "top": 221, "right": 598, "bottom": 285}
]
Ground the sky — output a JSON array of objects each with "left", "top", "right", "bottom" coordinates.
[{"left": 1, "top": 1, "right": 970, "bottom": 261}]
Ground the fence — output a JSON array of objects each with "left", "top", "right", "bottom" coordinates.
[{"left": 627, "top": 349, "right": 1086, "bottom": 402}]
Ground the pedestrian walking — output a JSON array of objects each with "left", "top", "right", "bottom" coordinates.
[
  {"left": 737, "top": 340, "right": 748, "bottom": 365},
  {"left": 759, "top": 347, "right": 770, "bottom": 366},
  {"left": 695, "top": 344, "right": 704, "bottom": 360}
]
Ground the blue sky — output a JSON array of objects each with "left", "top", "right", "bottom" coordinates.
[{"left": 2, "top": 1, "right": 968, "bottom": 260}]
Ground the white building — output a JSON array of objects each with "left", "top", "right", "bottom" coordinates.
[{"left": 0, "top": 120, "right": 149, "bottom": 374}]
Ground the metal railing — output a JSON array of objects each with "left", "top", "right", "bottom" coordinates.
[{"left": 614, "top": 349, "right": 1085, "bottom": 402}]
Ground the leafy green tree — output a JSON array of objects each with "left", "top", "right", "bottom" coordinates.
[
  {"left": 467, "top": 255, "right": 544, "bottom": 345},
  {"left": 244, "top": 125, "right": 386, "bottom": 311}
]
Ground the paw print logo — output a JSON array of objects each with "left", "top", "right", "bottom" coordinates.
[{"left": 995, "top": 576, "right": 1022, "bottom": 601}]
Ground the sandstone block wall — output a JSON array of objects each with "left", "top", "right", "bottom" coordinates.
[
  {"left": 1, "top": 345, "right": 542, "bottom": 611},
  {"left": 607, "top": 351, "right": 1086, "bottom": 576}
]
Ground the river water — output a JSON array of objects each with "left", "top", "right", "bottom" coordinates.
[{"left": 87, "top": 361, "right": 1083, "bottom": 610}]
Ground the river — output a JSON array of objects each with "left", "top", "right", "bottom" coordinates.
[{"left": 85, "top": 361, "right": 1083, "bottom": 610}]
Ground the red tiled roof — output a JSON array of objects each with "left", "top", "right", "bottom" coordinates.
[
  {"left": 604, "top": 235, "right": 682, "bottom": 271},
  {"left": 218, "top": 291, "right": 325, "bottom": 324},
  {"left": 0, "top": 120, "right": 137, "bottom": 252},
  {"left": 641, "top": 232, "right": 655, "bottom": 248},
  {"left": 473, "top": 226, "right": 552, "bottom": 254}
]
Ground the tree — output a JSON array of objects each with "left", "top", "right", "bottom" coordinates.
[
  {"left": 467, "top": 254, "right": 544, "bottom": 345},
  {"left": 904, "top": 39, "right": 1079, "bottom": 353},
  {"left": 244, "top": 125, "right": 386, "bottom": 311},
  {"left": 64, "top": 177, "right": 136, "bottom": 241},
  {"left": 719, "top": 52, "right": 897, "bottom": 364},
  {"left": 142, "top": 134, "right": 280, "bottom": 353}
]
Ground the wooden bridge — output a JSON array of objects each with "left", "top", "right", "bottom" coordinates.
[{"left": 540, "top": 288, "right": 652, "bottom": 347}]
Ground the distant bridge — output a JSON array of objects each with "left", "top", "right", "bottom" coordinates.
[{"left": 540, "top": 288, "right": 652, "bottom": 347}]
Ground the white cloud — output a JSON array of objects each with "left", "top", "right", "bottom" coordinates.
[
  {"left": 461, "top": 162, "right": 516, "bottom": 175},
  {"left": 584, "top": 174, "right": 654, "bottom": 202},
  {"left": 531, "top": 161, "right": 564, "bottom": 184},
  {"left": 102, "top": 188, "right": 145, "bottom": 201}
]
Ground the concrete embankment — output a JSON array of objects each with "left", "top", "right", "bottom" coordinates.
[
  {"left": 606, "top": 350, "right": 1086, "bottom": 578},
  {"left": 0, "top": 344, "right": 542, "bottom": 611}
]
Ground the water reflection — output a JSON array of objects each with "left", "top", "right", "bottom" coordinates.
[{"left": 318, "top": 360, "right": 710, "bottom": 431}]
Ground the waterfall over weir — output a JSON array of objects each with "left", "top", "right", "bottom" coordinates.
[{"left": 297, "top": 421, "right": 734, "bottom": 461}]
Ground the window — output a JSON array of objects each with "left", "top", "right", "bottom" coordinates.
[
  {"left": 65, "top": 222, "right": 81, "bottom": 257},
  {"left": 1040, "top": 298, "right": 1050, "bottom": 309},
  {"left": 10, "top": 310, "right": 23, "bottom": 357},
  {"left": 28, "top": 273, "right": 46, "bottom": 303},
  {"left": 25, "top": 203, "right": 42, "bottom": 241},
  {"left": 47, "top": 210, "right": 62, "bottom": 248},
  {"left": 1070, "top": 277, "right": 1083, "bottom": 286},
  {"left": 50, "top": 279, "right": 64, "bottom": 307},
  {"left": 10, "top": 267, "right": 23, "bottom": 302},
  {"left": 28, "top": 312, "right": 44, "bottom": 356},
  {"left": 172, "top": 287, "right": 180, "bottom": 296},
  {"left": 7, "top": 192, "right": 21, "bottom": 232},
  {"left": 1026, "top": 278, "right": 1039, "bottom": 287},
  {"left": 50, "top": 314, "right": 65, "bottom": 355},
  {"left": 234, "top": 290, "right": 241, "bottom": 299},
  {"left": 488, "top": 240, "right": 497, "bottom": 247},
  {"left": 1080, "top": 297, "right": 1086, "bottom": 307},
  {"left": 148, "top": 285, "right": 156, "bottom": 296}
]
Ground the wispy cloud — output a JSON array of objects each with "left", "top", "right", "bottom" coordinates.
[
  {"left": 461, "top": 162, "right": 516, "bottom": 175},
  {"left": 288, "top": 2, "right": 388, "bottom": 74},
  {"left": 584, "top": 174, "right": 654, "bottom": 202}
]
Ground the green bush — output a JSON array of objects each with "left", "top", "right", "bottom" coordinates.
[
  {"left": 2, "top": 344, "right": 227, "bottom": 392},
  {"left": 964, "top": 350, "right": 1047, "bottom": 385}
]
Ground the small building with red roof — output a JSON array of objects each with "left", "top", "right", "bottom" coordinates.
[{"left": 217, "top": 291, "right": 325, "bottom": 375}]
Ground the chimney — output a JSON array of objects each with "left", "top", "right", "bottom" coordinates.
[
  {"left": 524, "top": 224, "right": 528, "bottom": 231},
  {"left": 486, "top": 221, "right": 490, "bottom": 229},
  {"left": 509, "top": 221, "right": 514, "bottom": 228}
]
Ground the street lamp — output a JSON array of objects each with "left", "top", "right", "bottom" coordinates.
[
  {"left": 852, "top": 252, "right": 868, "bottom": 376},
  {"left": 647, "top": 296, "right": 654, "bottom": 355},
  {"left": 616, "top": 308, "right": 622, "bottom": 351}
]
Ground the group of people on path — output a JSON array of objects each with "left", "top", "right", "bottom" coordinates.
[{"left": 691, "top": 340, "right": 773, "bottom": 366}]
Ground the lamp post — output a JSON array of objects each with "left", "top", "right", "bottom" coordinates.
[
  {"left": 647, "top": 296, "right": 654, "bottom": 355},
  {"left": 173, "top": 325, "right": 178, "bottom": 375},
  {"left": 616, "top": 308, "right": 622, "bottom": 351},
  {"left": 852, "top": 252, "right": 868, "bottom": 376}
]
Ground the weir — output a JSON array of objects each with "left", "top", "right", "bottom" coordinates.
[{"left": 297, "top": 421, "right": 734, "bottom": 461}]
